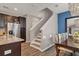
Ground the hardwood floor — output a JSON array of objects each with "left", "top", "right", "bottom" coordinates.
[{"left": 21, "top": 42, "right": 65, "bottom": 56}]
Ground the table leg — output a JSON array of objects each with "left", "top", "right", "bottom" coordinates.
[
  {"left": 56, "top": 49, "right": 60, "bottom": 56},
  {"left": 56, "top": 45, "right": 60, "bottom": 56},
  {"left": 72, "top": 50, "right": 76, "bottom": 56}
]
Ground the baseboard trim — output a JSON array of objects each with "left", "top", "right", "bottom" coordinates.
[
  {"left": 30, "top": 43, "right": 55, "bottom": 52},
  {"left": 40, "top": 44, "right": 55, "bottom": 52}
]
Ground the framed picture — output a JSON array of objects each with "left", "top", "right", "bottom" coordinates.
[{"left": 66, "top": 16, "right": 79, "bottom": 34}]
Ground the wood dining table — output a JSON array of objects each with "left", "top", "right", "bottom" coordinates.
[{"left": 55, "top": 38, "right": 79, "bottom": 56}]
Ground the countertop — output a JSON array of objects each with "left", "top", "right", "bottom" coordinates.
[{"left": 0, "top": 35, "right": 24, "bottom": 45}]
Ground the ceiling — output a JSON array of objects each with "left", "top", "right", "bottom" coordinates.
[
  {"left": 1, "top": 3, "right": 77, "bottom": 17},
  {"left": 69, "top": 3, "right": 79, "bottom": 16},
  {"left": 0, "top": 3, "right": 69, "bottom": 16},
  {"left": 0, "top": 3, "right": 60, "bottom": 17}
]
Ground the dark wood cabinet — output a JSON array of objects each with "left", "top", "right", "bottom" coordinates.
[
  {"left": 0, "top": 14, "right": 6, "bottom": 28},
  {"left": 6, "top": 16, "right": 13, "bottom": 23},
  {"left": 0, "top": 42, "right": 21, "bottom": 56},
  {"left": 18, "top": 17, "right": 26, "bottom": 42},
  {"left": 6, "top": 15, "right": 19, "bottom": 23}
]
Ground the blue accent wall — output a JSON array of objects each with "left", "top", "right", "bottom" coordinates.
[{"left": 58, "top": 11, "right": 71, "bottom": 33}]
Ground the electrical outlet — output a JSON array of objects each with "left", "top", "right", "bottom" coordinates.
[{"left": 4, "top": 49, "right": 11, "bottom": 55}]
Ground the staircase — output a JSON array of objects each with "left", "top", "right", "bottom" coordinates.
[
  {"left": 30, "top": 30, "right": 42, "bottom": 50},
  {"left": 30, "top": 8, "right": 53, "bottom": 51}
]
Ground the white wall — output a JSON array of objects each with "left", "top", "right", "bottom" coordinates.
[
  {"left": 40, "top": 4, "right": 69, "bottom": 50},
  {"left": 26, "top": 15, "right": 41, "bottom": 42},
  {"left": 26, "top": 15, "right": 32, "bottom": 42},
  {"left": 41, "top": 3, "right": 69, "bottom": 35},
  {"left": 25, "top": 3, "right": 69, "bottom": 42}
]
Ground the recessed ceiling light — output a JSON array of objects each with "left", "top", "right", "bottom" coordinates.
[
  {"left": 77, "top": 6, "right": 79, "bottom": 9},
  {"left": 14, "top": 8, "right": 18, "bottom": 11}
]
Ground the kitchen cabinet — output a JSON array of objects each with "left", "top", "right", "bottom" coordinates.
[
  {"left": 0, "top": 14, "right": 6, "bottom": 28},
  {"left": 0, "top": 35, "right": 24, "bottom": 56},
  {"left": 0, "top": 13, "right": 26, "bottom": 42},
  {"left": 18, "top": 17, "right": 26, "bottom": 42}
]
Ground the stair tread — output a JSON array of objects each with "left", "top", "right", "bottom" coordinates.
[
  {"left": 30, "top": 45, "right": 41, "bottom": 51},
  {"left": 37, "top": 34, "right": 42, "bottom": 37},
  {"left": 37, "top": 38, "right": 41, "bottom": 39},
  {"left": 38, "top": 33, "right": 42, "bottom": 35},
  {"left": 37, "top": 35, "right": 41, "bottom": 37},
  {"left": 32, "top": 41, "right": 41, "bottom": 45},
  {"left": 35, "top": 40, "right": 41, "bottom": 43},
  {"left": 35, "top": 38, "right": 41, "bottom": 40},
  {"left": 37, "top": 37, "right": 41, "bottom": 39},
  {"left": 31, "top": 43, "right": 40, "bottom": 47}
]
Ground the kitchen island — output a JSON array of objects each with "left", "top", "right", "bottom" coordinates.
[{"left": 0, "top": 35, "right": 24, "bottom": 56}]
